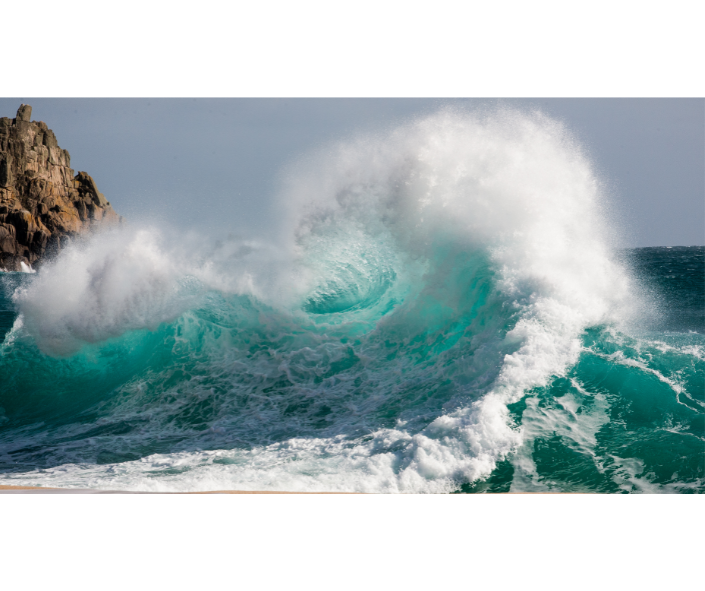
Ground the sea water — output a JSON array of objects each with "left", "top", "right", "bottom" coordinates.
[{"left": 0, "top": 109, "right": 702, "bottom": 492}]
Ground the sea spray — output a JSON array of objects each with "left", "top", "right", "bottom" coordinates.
[
  {"left": 12, "top": 229, "right": 191, "bottom": 356},
  {"left": 0, "top": 108, "right": 701, "bottom": 492}
]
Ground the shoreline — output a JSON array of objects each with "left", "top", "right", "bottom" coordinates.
[
  {"left": 0, "top": 484, "right": 355, "bottom": 494},
  {"left": 0, "top": 484, "right": 584, "bottom": 494}
]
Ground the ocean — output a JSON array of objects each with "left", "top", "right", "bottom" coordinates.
[{"left": 0, "top": 109, "right": 702, "bottom": 493}]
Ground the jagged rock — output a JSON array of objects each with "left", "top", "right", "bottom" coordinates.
[
  {"left": 0, "top": 153, "right": 12, "bottom": 187},
  {"left": 16, "top": 104, "right": 32, "bottom": 122},
  {"left": 0, "top": 104, "right": 124, "bottom": 271}
]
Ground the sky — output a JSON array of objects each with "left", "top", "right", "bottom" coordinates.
[{"left": 0, "top": 98, "right": 702, "bottom": 247}]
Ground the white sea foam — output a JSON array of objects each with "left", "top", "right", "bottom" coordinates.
[
  {"left": 608, "top": 456, "right": 703, "bottom": 494},
  {"left": 509, "top": 379, "right": 612, "bottom": 492}
]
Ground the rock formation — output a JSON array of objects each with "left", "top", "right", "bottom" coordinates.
[{"left": 0, "top": 104, "right": 123, "bottom": 271}]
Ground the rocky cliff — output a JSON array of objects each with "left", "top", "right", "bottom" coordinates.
[{"left": 0, "top": 104, "right": 123, "bottom": 271}]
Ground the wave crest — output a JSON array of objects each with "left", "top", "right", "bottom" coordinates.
[{"left": 0, "top": 107, "right": 655, "bottom": 493}]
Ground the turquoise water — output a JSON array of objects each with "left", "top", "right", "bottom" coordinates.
[
  {"left": 0, "top": 111, "right": 702, "bottom": 492},
  {"left": 0, "top": 246, "right": 702, "bottom": 492}
]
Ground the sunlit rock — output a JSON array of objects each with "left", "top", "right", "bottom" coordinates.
[{"left": 0, "top": 104, "right": 124, "bottom": 271}]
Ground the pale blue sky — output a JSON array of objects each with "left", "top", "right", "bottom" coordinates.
[{"left": 1, "top": 98, "right": 702, "bottom": 247}]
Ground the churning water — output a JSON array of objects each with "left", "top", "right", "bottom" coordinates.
[{"left": 0, "top": 109, "right": 702, "bottom": 492}]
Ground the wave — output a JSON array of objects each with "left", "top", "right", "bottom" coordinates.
[{"left": 0, "top": 108, "right": 701, "bottom": 493}]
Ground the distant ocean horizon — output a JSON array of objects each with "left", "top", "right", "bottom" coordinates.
[{"left": 1, "top": 110, "right": 702, "bottom": 492}]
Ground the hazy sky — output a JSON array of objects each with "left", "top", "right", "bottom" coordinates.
[{"left": 0, "top": 98, "right": 702, "bottom": 247}]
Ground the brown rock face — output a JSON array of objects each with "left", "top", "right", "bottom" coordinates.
[{"left": 0, "top": 104, "right": 124, "bottom": 271}]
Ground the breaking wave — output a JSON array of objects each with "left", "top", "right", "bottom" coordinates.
[{"left": 0, "top": 108, "right": 702, "bottom": 493}]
